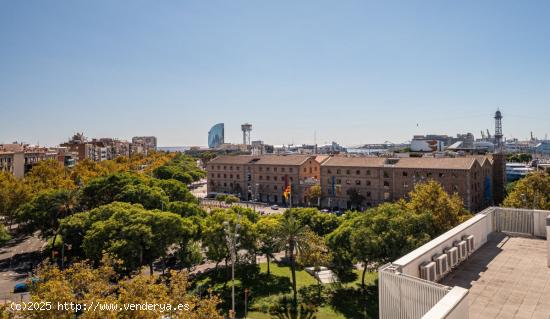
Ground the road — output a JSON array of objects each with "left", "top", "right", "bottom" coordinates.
[
  {"left": 0, "top": 231, "right": 45, "bottom": 302},
  {"left": 193, "top": 183, "right": 287, "bottom": 215}
]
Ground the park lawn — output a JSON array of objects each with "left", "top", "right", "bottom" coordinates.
[
  {"left": 246, "top": 262, "right": 378, "bottom": 319},
  {"left": 248, "top": 306, "right": 347, "bottom": 319},
  {"left": 258, "top": 262, "right": 318, "bottom": 288}
]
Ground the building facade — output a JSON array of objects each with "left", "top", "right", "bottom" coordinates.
[
  {"left": 0, "top": 144, "right": 75, "bottom": 178},
  {"left": 208, "top": 123, "right": 225, "bottom": 149},
  {"left": 320, "top": 156, "right": 494, "bottom": 212},
  {"left": 131, "top": 136, "right": 157, "bottom": 155},
  {"left": 60, "top": 133, "right": 137, "bottom": 162},
  {"left": 207, "top": 154, "right": 497, "bottom": 212},
  {"left": 206, "top": 155, "right": 322, "bottom": 205}
]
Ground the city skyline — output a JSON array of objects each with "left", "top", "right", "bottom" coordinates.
[{"left": 2, "top": 1, "right": 550, "bottom": 146}]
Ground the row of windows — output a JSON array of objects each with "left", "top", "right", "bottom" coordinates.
[
  {"left": 326, "top": 169, "right": 374, "bottom": 176},
  {"left": 212, "top": 165, "right": 242, "bottom": 171},
  {"left": 324, "top": 169, "right": 463, "bottom": 179},
  {"left": 212, "top": 173, "right": 241, "bottom": 179},
  {"left": 401, "top": 171, "right": 459, "bottom": 178},
  {"left": 259, "top": 166, "right": 295, "bottom": 173},
  {"left": 328, "top": 178, "right": 374, "bottom": 186},
  {"left": 259, "top": 175, "right": 295, "bottom": 182}
]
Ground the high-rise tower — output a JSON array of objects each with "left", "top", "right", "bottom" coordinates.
[
  {"left": 494, "top": 109, "right": 503, "bottom": 152},
  {"left": 492, "top": 109, "right": 505, "bottom": 204},
  {"left": 241, "top": 123, "right": 252, "bottom": 145}
]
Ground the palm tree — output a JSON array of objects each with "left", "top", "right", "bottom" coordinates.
[
  {"left": 51, "top": 189, "right": 80, "bottom": 259},
  {"left": 276, "top": 212, "right": 310, "bottom": 305}
]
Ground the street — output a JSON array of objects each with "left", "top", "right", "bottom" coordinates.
[{"left": 0, "top": 231, "right": 45, "bottom": 302}]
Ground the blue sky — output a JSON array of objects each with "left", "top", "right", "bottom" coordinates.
[{"left": 1, "top": 0, "right": 549, "bottom": 147}]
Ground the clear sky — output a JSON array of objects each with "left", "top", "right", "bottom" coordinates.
[{"left": 1, "top": 1, "right": 549, "bottom": 147}]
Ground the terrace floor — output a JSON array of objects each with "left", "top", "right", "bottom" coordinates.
[{"left": 441, "top": 233, "right": 550, "bottom": 319}]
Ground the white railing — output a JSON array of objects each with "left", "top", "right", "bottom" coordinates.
[
  {"left": 379, "top": 264, "right": 450, "bottom": 319},
  {"left": 378, "top": 206, "right": 550, "bottom": 319},
  {"left": 493, "top": 207, "right": 548, "bottom": 237}
]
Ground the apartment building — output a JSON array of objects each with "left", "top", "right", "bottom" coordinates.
[
  {"left": 321, "top": 156, "right": 494, "bottom": 212},
  {"left": 0, "top": 144, "right": 71, "bottom": 178},
  {"left": 131, "top": 136, "right": 157, "bottom": 155},
  {"left": 60, "top": 133, "right": 135, "bottom": 162},
  {"left": 206, "top": 155, "right": 323, "bottom": 205}
]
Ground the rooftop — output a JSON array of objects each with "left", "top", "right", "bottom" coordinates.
[
  {"left": 321, "top": 156, "right": 387, "bottom": 167},
  {"left": 379, "top": 207, "right": 550, "bottom": 319},
  {"left": 209, "top": 155, "right": 314, "bottom": 166},
  {"left": 441, "top": 233, "right": 550, "bottom": 319},
  {"left": 392, "top": 157, "right": 479, "bottom": 170}
]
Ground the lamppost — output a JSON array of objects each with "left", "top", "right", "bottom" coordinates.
[{"left": 223, "top": 215, "right": 241, "bottom": 317}]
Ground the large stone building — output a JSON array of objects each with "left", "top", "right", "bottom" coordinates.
[
  {"left": 207, "top": 154, "right": 497, "bottom": 212},
  {"left": 320, "top": 156, "right": 494, "bottom": 212},
  {"left": 206, "top": 155, "right": 325, "bottom": 205}
]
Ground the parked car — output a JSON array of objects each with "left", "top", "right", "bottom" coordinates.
[
  {"left": 270, "top": 205, "right": 279, "bottom": 210},
  {"left": 320, "top": 209, "right": 330, "bottom": 213},
  {"left": 13, "top": 278, "right": 39, "bottom": 293}
]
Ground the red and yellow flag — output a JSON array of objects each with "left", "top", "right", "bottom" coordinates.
[{"left": 283, "top": 185, "right": 291, "bottom": 200}]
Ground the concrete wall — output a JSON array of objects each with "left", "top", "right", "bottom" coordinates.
[
  {"left": 394, "top": 207, "right": 496, "bottom": 277},
  {"left": 421, "top": 287, "right": 469, "bottom": 319}
]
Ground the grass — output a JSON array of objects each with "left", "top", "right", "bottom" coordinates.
[
  {"left": 258, "top": 262, "right": 318, "bottom": 288},
  {"left": 190, "top": 261, "right": 378, "bottom": 318},
  {"left": 195, "top": 263, "right": 378, "bottom": 319}
]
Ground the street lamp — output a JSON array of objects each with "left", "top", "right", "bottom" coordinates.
[{"left": 223, "top": 214, "right": 241, "bottom": 317}]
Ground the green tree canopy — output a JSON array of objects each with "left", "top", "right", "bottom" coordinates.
[
  {"left": 80, "top": 173, "right": 144, "bottom": 209},
  {"left": 284, "top": 208, "right": 340, "bottom": 236},
  {"left": 401, "top": 180, "right": 471, "bottom": 236},
  {"left": 18, "top": 188, "right": 80, "bottom": 239},
  {"left": 60, "top": 202, "right": 195, "bottom": 274},
  {"left": 503, "top": 172, "right": 550, "bottom": 210},
  {"left": 114, "top": 184, "right": 169, "bottom": 210},
  {"left": 0, "top": 172, "right": 31, "bottom": 226},
  {"left": 24, "top": 160, "right": 75, "bottom": 193}
]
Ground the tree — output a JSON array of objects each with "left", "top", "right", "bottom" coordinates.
[
  {"left": 80, "top": 173, "right": 143, "bottom": 209},
  {"left": 0, "top": 172, "right": 31, "bottom": 226},
  {"left": 151, "top": 178, "right": 197, "bottom": 203},
  {"left": 307, "top": 185, "right": 322, "bottom": 207},
  {"left": 224, "top": 195, "right": 240, "bottom": 205},
  {"left": 346, "top": 188, "right": 365, "bottom": 210},
  {"left": 178, "top": 241, "right": 203, "bottom": 272},
  {"left": 167, "top": 201, "right": 206, "bottom": 218},
  {"left": 18, "top": 188, "right": 80, "bottom": 243},
  {"left": 350, "top": 203, "right": 432, "bottom": 288},
  {"left": 256, "top": 214, "right": 281, "bottom": 275},
  {"left": 114, "top": 184, "right": 169, "bottom": 210},
  {"left": 20, "top": 259, "right": 222, "bottom": 319},
  {"left": 60, "top": 202, "right": 194, "bottom": 275},
  {"left": 153, "top": 154, "right": 205, "bottom": 184},
  {"left": 276, "top": 212, "right": 310, "bottom": 305},
  {"left": 287, "top": 208, "right": 340, "bottom": 236},
  {"left": 70, "top": 159, "right": 110, "bottom": 186},
  {"left": 24, "top": 160, "right": 75, "bottom": 193},
  {"left": 86, "top": 207, "right": 190, "bottom": 275},
  {"left": 503, "top": 172, "right": 550, "bottom": 210},
  {"left": 328, "top": 203, "right": 433, "bottom": 288},
  {"left": 201, "top": 208, "right": 258, "bottom": 269},
  {"left": 0, "top": 225, "right": 10, "bottom": 246},
  {"left": 402, "top": 180, "right": 471, "bottom": 236}
]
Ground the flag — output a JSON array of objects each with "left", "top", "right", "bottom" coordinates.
[{"left": 283, "top": 185, "right": 291, "bottom": 200}]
